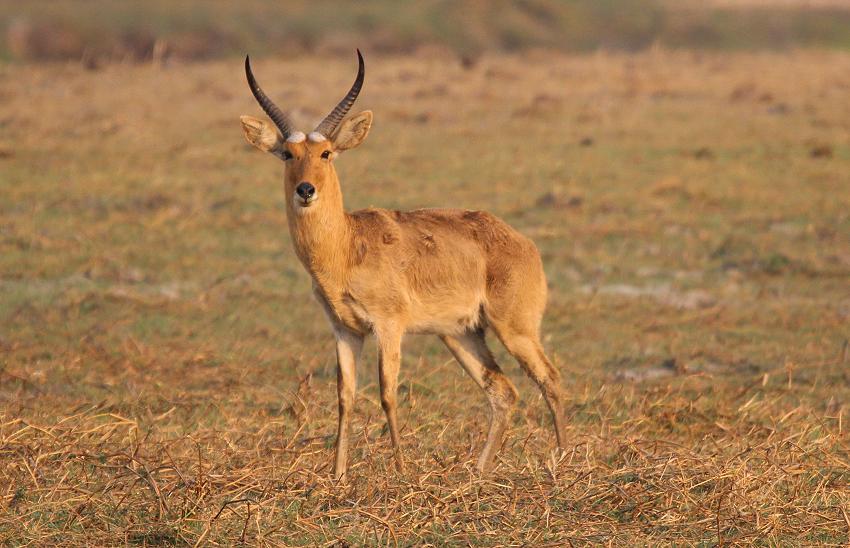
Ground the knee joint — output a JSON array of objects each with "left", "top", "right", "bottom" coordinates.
[
  {"left": 380, "top": 395, "right": 397, "bottom": 411},
  {"left": 485, "top": 373, "right": 518, "bottom": 411},
  {"left": 338, "top": 390, "right": 355, "bottom": 409}
]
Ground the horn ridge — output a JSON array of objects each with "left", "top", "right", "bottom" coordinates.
[
  {"left": 314, "top": 49, "right": 365, "bottom": 137},
  {"left": 244, "top": 55, "right": 293, "bottom": 138}
]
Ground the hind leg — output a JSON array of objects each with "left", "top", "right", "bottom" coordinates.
[
  {"left": 490, "top": 322, "right": 566, "bottom": 448},
  {"left": 441, "top": 329, "right": 519, "bottom": 472}
]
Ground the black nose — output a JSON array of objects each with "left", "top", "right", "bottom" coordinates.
[{"left": 295, "top": 182, "right": 315, "bottom": 200}]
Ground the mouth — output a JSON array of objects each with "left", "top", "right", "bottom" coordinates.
[{"left": 295, "top": 194, "right": 317, "bottom": 208}]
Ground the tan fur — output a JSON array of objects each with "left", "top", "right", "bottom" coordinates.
[{"left": 240, "top": 112, "right": 566, "bottom": 480}]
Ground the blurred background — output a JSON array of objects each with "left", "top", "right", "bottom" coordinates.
[{"left": 3, "top": 0, "right": 850, "bottom": 64}]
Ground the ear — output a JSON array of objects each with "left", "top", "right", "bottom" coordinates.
[
  {"left": 331, "top": 110, "right": 372, "bottom": 152},
  {"left": 240, "top": 115, "right": 286, "bottom": 160}
]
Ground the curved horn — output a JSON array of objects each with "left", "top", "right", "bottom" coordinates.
[
  {"left": 245, "top": 55, "right": 293, "bottom": 138},
  {"left": 314, "top": 49, "right": 365, "bottom": 137}
]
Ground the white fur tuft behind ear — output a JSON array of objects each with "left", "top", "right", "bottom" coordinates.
[
  {"left": 331, "top": 110, "right": 373, "bottom": 152},
  {"left": 240, "top": 115, "right": 286, "bottom": 159}
]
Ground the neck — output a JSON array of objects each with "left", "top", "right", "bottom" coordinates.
[{"left": 285, "top": 175, "right": 352, "bottom": 289}]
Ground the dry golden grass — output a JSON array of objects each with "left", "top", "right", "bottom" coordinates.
[{"left": 1, "top": 50, "right": 849, "bottom": 545}]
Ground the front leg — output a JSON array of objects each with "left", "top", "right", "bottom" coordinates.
[
  {"left": 375, "top": 324, "right": 405, "bottom": 472},
  {"left": 333, "top": 328, "right": 364, "bottom": 481}
]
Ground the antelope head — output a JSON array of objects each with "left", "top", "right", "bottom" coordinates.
[{"left": 240, "top": 50, "right": 372, "bottom": 215}]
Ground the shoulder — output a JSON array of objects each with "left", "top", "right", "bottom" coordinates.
[{"left": 349, "top": 207, "right": 394, "bottom": 228}]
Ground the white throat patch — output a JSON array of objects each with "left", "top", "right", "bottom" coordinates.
[
  {"left": 286, "top": 131, "right": 306, "bottom": 143},
  {"left": 307, "top": 132, "right": 327, "bottom": 143}
]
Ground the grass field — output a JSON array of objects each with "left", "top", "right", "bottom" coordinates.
[{"left": 1, "top": 49, "right": 849, "bottom": 545}]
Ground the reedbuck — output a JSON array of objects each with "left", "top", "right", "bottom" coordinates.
[{"left": 240, "top": 51, "right": 566, "bottom": 479}]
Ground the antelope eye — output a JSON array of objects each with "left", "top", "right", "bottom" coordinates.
[
  {"left": 283, "top": 150, "right": 293, "bottom": 160},
  {"left": 321, "top": 150, "right": 331, "bottom": 159}
]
